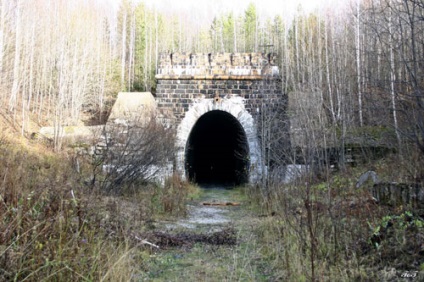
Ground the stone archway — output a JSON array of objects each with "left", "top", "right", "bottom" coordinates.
[
  {"left": 176, "top": 96, "right": 262, "bottom": 185},
  {"left": 185, "top": 110, "right": 249, "bottom": 186}
]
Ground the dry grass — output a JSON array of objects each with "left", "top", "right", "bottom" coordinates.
[
  {"left": 245, "top": 161, "right": 424, "bottom": 281},
  {"left": 0, "top": 132, "right": 126, "bottom": 281},
  {"left": 161, "top": 174, "right": 200, "bottom": 216},
  {"left": 0, "top": 128, "right": 195, "bottom": 281},
  {"left": 1, "top": 116, "right": 422, "bottom": 281}
]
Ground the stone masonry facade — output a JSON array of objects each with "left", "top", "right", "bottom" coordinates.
[
  {"left": 155, "top": 52, "right": 284, "bottom": 123},
  {"left": 155, "top": 52, "right": 288, "bottom": 182}
]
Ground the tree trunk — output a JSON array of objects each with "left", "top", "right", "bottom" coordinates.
[
  {"left": 121, "top": 11, "right": 127, "bottom": 90},
  {"left": 356, "top": 0, "right": 363, "bottom": 126},
  {"left": 10, "top": 1, "right": 21, "bottom": 113},
  {"left": 388, "top": 0, "right": 401, "bottom": 146}
]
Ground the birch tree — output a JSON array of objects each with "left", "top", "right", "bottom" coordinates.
[
  {"left": 9, "top": 0, "right": 21, "bottom": 113},
  {"left": 356, "top": 0, "right": 363, "bottom": 126},
  {"left": 388, "top": 0, "right": 401, "bottom": 145}
]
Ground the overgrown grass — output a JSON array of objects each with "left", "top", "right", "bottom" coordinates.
[
  {"left": 244, "top": 159, "right": 424, "bottom": 281},
  {"left": 2, "top": 126, "right": 423, "bottom": 281},
  {"left": 0, "top": 132, "right": 196, "bottom": 281},
  {"left": 160, "top": 174, "right": 201, "bottom": 217}
]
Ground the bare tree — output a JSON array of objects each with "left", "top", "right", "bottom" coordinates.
[
  {"left": 96, "top": 112, "right": 175, "bottom": 193},
  {"left": 356, "top": 0, "right": 364, "bottom": 127}
]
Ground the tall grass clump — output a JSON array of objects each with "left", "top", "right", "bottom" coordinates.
[
  {"left": 160, "top": 173, "right": 200, "bottom": 216},
  {"left": 0, "top": 124, "right": 202, "bottom": 281},
  {"left": 0, "top": 133, "right": 143, "bottom": 281},
  {"left": 247, "top": 159, "right": 424, "bottom": 281}
]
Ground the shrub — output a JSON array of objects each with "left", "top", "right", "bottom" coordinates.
[{"left": 93, "top": 113, "right": 175, "bottom": 193}]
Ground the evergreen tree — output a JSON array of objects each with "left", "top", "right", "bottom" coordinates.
[{"left": 244, "top": 3, "right": 257, "bottom": 52}]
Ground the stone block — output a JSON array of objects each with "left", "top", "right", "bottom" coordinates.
[{"left": 372, "top": 183, "right": 424, "bottom": 208}]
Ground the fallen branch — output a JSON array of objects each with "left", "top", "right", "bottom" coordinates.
[
  {"left": 140, "top": 228, "right": 237, "bottom": 248},
  {"left": 134, "top": 236, "right": 160, "bottom": 249},
  {"left": 202, "top": 202, "right": 240, "bottom": 206}
]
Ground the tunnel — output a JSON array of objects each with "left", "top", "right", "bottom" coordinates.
[{"left": 185, "top": 110, "right": 250, "bottom": 187}]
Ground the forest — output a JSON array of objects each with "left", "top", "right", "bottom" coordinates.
[
  {"left": 0, "top": 0, "right": 422, "bottom": 147},
  {"left": 0, "top": 0, "right": 423, "bottom": 281}
]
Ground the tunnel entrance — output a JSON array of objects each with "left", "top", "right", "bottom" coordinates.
[{"left": 185, "top": 110, "right": 250, "bottom": 187}]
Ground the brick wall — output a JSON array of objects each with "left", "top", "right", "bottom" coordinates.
[
  {"left": 155, "top": 52, "right": 284, "bottom": 123},
  {"left": 155, "top": 78, "right": 282, "bottom": 122}
]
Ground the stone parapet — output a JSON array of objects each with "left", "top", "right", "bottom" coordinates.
[
  {"left": 156, "top": 52, "right": 279, "bottom": 78},
  {"left": 155, "top": 75, "right": 265, "bottom": 80}
]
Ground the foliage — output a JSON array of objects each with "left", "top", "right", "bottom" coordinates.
[
  {"left": 244, "top": 3, "right": 257, "bottom": 52},
  {"left": 368, "top": 211, "right": 424, "bottom": 254}
]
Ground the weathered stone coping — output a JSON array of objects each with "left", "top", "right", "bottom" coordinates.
[{"left": 155, "top": 74, "right": 274, "bottom": 80}]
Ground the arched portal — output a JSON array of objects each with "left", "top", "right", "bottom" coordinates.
[
  {"left": 185, "top": 110, "right": 249, "bottom": 186},
  {"left": 175, "top": 96, "right": 262, "bottom": 185}
]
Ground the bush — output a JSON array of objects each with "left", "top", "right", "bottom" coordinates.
[{"left": 93, "top": 113, "right": 175, "bottom": 193}]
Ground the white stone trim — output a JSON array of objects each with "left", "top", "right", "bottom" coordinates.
[{"left": 176, "top": 95, "right": 262, "bottom": 183}]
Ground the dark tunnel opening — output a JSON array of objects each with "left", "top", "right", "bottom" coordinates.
[{"left": 185, "top": 110, "right": 250, "bottom": 187}]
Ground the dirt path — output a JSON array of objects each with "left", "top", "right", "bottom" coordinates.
[
  {"left": 165, "top": 188, "right": 246, "bottom": 231},
  {"left": 136, "top": 187, "right": 268, "bottom": 281}
]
